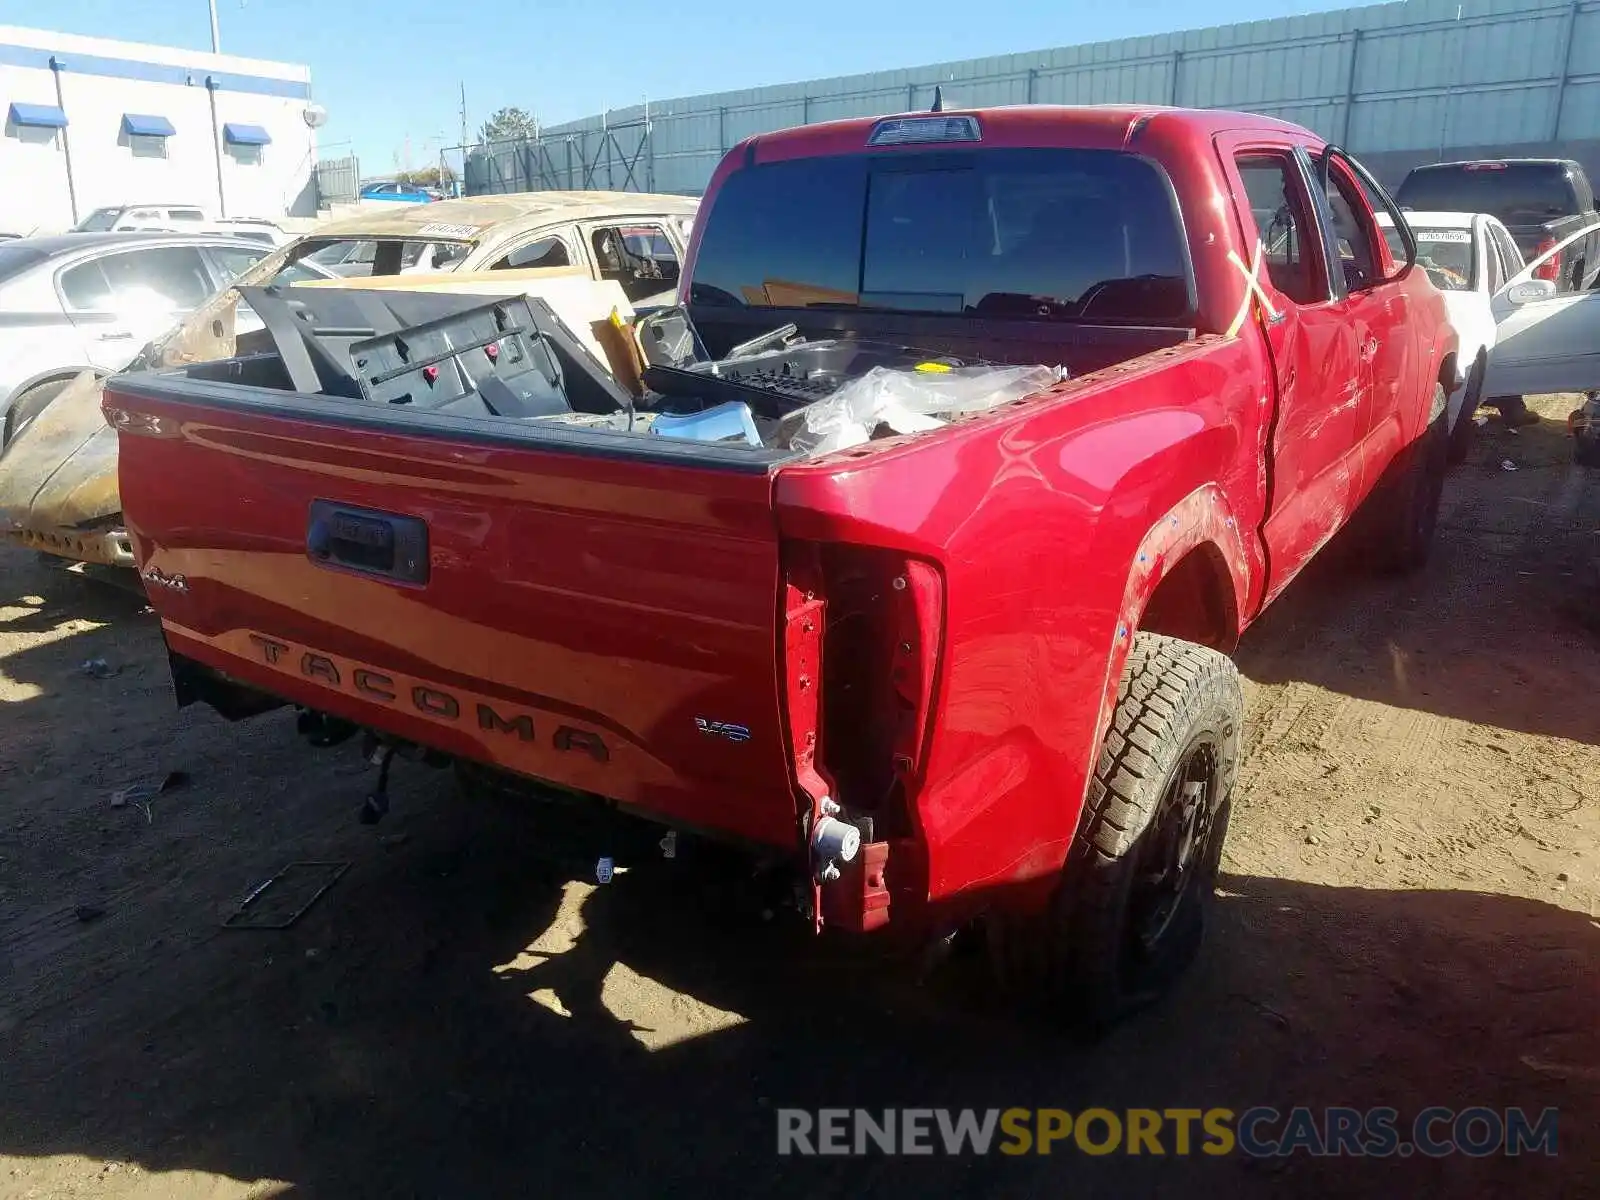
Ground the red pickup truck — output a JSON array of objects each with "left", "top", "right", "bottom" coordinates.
[{"left": 108, "top": 105, "right": 1456, "bottom": 1024}]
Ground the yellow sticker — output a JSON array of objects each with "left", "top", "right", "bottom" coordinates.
[{"left": 914, "top": 361, "right": 953, "bottom": 373}]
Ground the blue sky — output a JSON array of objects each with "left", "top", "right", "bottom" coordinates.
[{"left": 4, "top": 0, "right": 1353, "bottom": 171}]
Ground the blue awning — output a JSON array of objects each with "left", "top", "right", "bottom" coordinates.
[
  {"left": 122, "top": 113, "right": 175, "bottom": 138},
  {"left": 222, "top": 123, "right": 271, "bottom": 146},
  {"left": 8, "top": 103, "right": 68, "bottom": 129}
]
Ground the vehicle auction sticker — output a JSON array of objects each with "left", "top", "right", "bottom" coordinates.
[
  {"left": 416, "top": 222, "right": 482, "bottom": 239},
  {"left": 1415, "top": 229, "right": 1472, "bottom": 243}
]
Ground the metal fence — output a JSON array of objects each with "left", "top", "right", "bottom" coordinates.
[
  {"left": 459, "top": 0, "right": 1600, "bottom": 198},
  {"left": 458, "top": 118, "right": 663, "bottom": 195},
  {"left": 315, "top": 154, "right": 361, "bottom": 207}
]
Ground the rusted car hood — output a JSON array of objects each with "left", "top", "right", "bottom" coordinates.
[{"left": 0, "top": 371, "right": 120, "bottom": 530}]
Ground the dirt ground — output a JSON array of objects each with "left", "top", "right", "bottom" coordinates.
[{"left": 1, "top": 397, "right": 1597, "bottom": 1199}]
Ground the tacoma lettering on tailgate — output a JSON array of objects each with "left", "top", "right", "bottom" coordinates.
[{"left": 245, "top": 633, "right": 609, "bottom": 762}]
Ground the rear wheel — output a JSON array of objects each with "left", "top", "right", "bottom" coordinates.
[
  {"left": 2, "top": 378, "right": 71, "bottom": 446},
  {"left": 993, "top": 633, "right": 1241, "bottom": 1030}
]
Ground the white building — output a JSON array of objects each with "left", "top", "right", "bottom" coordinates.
[{"left": 0, "top": 26, "right": 319, "bottom": 235}]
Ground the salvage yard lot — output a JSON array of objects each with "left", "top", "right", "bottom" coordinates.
[{"left": 2, "top": 397, "right": 1598, "bottom": 1198}]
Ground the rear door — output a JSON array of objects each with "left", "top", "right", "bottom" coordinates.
[
  {"left": 111, "top": 379, "right": 802, "bottom": 848},
  {"left": 57, "top": 245, "right": 215, "bottom": 372},
  {"left": 1219, "top": 137, "right": 1369, "bottom": 599},
  {"left": 1484, "top": 252, "right": 1600, "bottom": 396},
  {"left": 1316, "top": 147, "right": 1427, "bottom": 494}
]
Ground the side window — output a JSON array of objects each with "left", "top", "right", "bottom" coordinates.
[
  {"left": 493, "top": 235, "right": 572, "bottom": 271},
  {"left": 589, "top": 223, "right": 680, "bottom": 302},
  {"left": 1483, "top": 225, "right": 1504, "bottom": 293},
  {"left": 101, "top": 247, "right": 214, "bottom": 310},
  {"left": 59, "top": 260, "right": 114, "bottom": 311},
  {"left": 169, "top": 209, "right": 206, "bottom": 223},
  {"left": 205, "top": 245, "right": 267, "bottom": 284},
  {"left": 1235, "top": 153, "right": 1322, "bottom": 305},
  {"left": 1323, "top": 163, "right": 1381, "bottom": 292},
  {"left": 273, "top": 262, "right": 325, "bottom": 285},
  {"left": 1492, "top": 225, "right": 1524, "bottom": 279}
]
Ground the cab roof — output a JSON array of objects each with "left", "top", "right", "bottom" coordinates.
[{"left": 738, "top": 103, "right": 1317, "bottom": 159}]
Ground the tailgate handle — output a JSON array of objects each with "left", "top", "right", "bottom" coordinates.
[{"left": 306, "top": 501, "right": 429, "bottom": 584}]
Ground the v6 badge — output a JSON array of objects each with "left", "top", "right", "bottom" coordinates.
[{"left": 695, "top": 717, "right": 751, "bottom": 743}]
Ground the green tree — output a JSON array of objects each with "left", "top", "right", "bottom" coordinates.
[
  {"left": 397, "top": 165, "right": 457, "bottom": 188},
  {"left": 478, "top": 106, "right": 538, "bottom": 145}
]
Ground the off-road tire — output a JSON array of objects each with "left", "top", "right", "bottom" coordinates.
[
  {"left": 2, "top": 378, "right": 71, "bottom": 446},
  {"left": 1448, "top": 358, "right": 1483, "bottom": 466},
  {"left": 986, "top": 634, "right": 1242, "bottom": 1030},
  {"left": 1368, "top": 383, "right": 1449, "bottom": 574}
]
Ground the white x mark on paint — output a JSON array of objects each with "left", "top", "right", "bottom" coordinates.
[{"left": 1225, "top": 239, "right": 1280, "bottom": 337}]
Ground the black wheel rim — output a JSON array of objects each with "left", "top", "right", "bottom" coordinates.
[{"left": 1127, "top": 739, "right": 1220, "bottom": 958}]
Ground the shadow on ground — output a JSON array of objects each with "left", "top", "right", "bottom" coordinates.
[
  {"left": 2, "top": 787, "right": 1592, "bottom": 1198},
  {"left": 1238, "top": 412, "right": 1600, "bottom": 746}
]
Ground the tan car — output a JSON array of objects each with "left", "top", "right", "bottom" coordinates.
[{"left": 0, "top": 190, "right": 699, "bottom": 570}]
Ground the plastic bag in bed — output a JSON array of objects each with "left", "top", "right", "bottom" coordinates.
[{"left": 792, "top": 363, "right": 1065, "bottom": 455}]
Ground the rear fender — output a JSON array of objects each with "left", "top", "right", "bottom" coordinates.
[
  {"left": 907, "top": 424, "right": 1258, "bottom": 913},
  {"left": 1087, "top": 484, "right": 1251, "bottom": 808}
]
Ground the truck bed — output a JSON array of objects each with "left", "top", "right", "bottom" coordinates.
[{"left": 108, "top": 285, "right": 1199, "bottom": 862}]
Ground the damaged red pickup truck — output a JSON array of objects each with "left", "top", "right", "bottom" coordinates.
[{"left": 108, "top": 106, "right": 1456, "bottom": 1023}]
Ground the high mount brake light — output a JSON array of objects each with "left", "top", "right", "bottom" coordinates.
[{"left": 867, "top": 116, "right": 982, "bottom": 147}]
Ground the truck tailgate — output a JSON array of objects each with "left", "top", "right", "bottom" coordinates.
[{"left": 109, "top": 381, "right": 800, "bottom": 849}]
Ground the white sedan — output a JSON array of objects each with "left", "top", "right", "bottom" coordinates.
[{"left": 1377, "top": 209, "right": 1525, "bottom": 461}]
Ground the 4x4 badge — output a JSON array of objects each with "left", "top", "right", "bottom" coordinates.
[{"left": 695, "top": 717, "right": 751, "bottom": 743}]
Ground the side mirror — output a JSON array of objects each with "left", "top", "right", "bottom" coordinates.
[{"left": 1504, "top": 279, "right": 1556, "bottom": 306}]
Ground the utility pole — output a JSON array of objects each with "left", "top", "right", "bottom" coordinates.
[
  {"left": 459, "top": 81, "right": 468, "bottom": 148},
  {"left": 208, "top": 0, "right": 220, "bottom": 53}
]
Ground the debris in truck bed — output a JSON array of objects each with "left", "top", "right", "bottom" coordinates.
[
  {"left": 187, "top": 292, "right": 1063, "bottom": 460},
  {"left": 790, "top": 363, "right": 1065, "bottom": 454}
]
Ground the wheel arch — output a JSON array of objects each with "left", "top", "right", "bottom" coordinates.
[
  {"left": 1138, "top": 542, "right": 1242, "bottom": 655},
  {"left": 1079, "top": 485, "right": 1253, "bottom": 819},
  {"left": 3, "top": 365, "right": 102, "bottom": 415}
]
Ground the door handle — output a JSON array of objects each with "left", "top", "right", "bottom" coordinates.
[
  {"left": 96, "top": 330, "right": 135, "bottom": 341},
  {"left": 1360, "top": 338, "right": 1379, "bottom": 362},
  {"left": 307, "top": 500, "right": 430, "bottom": 585}
]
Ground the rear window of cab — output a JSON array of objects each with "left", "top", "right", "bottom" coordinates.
[{"left": 689, "top": 148, "right": 1193, "bottom": 323}]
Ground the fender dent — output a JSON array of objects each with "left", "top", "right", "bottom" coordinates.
[{"left": 1083, "top": 485, "right": 1250, "bottom": 806}]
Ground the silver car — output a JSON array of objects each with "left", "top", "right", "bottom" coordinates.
[{"left": 0, "top": 232, "right": 329, "bottom": 443}]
